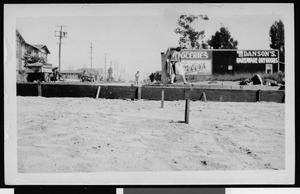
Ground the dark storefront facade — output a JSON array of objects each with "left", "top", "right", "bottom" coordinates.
[{"left": 161, "top": 48, "right": 281, "bottom": 83}]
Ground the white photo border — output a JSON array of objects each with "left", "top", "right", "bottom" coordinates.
[{"left": 4, "top": 3, "right": 295, "bottom": 185}]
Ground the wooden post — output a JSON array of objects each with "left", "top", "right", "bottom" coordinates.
[
  {"left": 184, "top": 88, "right": 190, "bottom": 99},
  {"left": 201, "top": 92, "right": 207, "bottom": 102},
  {"left": 96, "top": 86, "right": 101, "bottom": 99},
  {"left": 161, "top": 89, "right": 164, "bottom": 108},
  {"left": 257, "top": 89, "right": 261, "bottom": 102},
  {"left": 137, "top": 86, "right": 141, "bottom": 100},
  {"left": 37, "top": 81, "right": 42, "bottom": 96},
  {"left": 185, "top": 98, "right": 190, "bottom": 124}
]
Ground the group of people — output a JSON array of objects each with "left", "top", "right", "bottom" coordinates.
[{"left": 135, "top": 46, "right": 187, "bottom": 86}]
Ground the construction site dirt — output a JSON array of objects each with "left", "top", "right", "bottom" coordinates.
[{"left": 17, "top": 96, "right": 284, "bottom": 172}]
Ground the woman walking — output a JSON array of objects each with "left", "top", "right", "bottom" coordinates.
[{"left": 169, "top": 47, "right": 187, "bottom": 84}]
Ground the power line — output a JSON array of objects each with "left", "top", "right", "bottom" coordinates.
[{"left": 55, "top": 25, "right": 67, "bottom": 75}]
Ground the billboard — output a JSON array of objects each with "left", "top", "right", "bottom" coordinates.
[
  {"left": 180, "top": 50, "right": 212, "bottom": 75},
  {"left": 236, "top": 50, "right": 279, "bottom": 64}
]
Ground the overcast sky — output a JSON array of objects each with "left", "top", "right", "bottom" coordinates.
[{"left": 10, "top": 4, "right": 288, "bottom": 78}]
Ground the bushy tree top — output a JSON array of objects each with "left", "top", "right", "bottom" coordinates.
[
  {"left": 174, "top": 15, "right": 209, "bottom": 49},
  {"left": 207, "top": 26, "right": 238, "bottom": 49}
]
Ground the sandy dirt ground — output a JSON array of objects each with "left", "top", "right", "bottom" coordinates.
[{"left": 17, "top": 97, "right": 285, "bottom": 173}]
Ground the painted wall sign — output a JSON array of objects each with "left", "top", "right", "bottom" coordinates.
[
  {"left": 236, "top": 50, "right": 279, "bottom": 64},
  {"left": 181, "top": 50, "right": 212, "bottom": 75}
]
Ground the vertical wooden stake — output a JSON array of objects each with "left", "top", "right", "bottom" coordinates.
[
  {"left": 161, "top": 89, "right": 164, "bottom": 108},
  {"left": 37, "top": 81, "right": 42, "bottom": 96},
  {"left": 185, "top": 98, "right": 190, "bottom": 124},
  {"left": 257, "top": 89, "right": 261, "bottom": 102},
  {"left": 96, "top": 86, "right": 101, "bottom": 99},
  {"left": 137, "top": 86, "right": 142, "bottom": 100},
  {"left": 201, "top": 92, "right": 207, "bottom": 102}
]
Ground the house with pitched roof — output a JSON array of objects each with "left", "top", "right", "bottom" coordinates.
[{"left": 16, "top": 29, "right": 51, "bottom": 82}]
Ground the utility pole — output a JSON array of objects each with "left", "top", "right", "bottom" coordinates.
[
  {"left": 114, "top": 60, "right": 117, "bottom": 80},
  {"left": 55, "top": 25, "right": 67, "bottom": 75},
  {"left": 104, "top": 53, "right": 107, "bottom": 81},
  {"left": 89, "top": 43, "right": 94, "bottom": 73},
  {"left": 110, "top": 60, "right": 113, "bottom": 80},
  {"left": 124, "top": 68, "right": 127, "bottom": 82},
  {"left": 116, "top": 61, "right": 119, "bottom": 81}
]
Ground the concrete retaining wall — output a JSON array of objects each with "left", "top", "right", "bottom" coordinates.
[
  {"left": 142, "top": 87, "right": 258, "bottom": 102},
  {"left": 17, "top": 83, "right": 38, "bottom": 96},
  {"left": 141, "top": 87, "right": 185, "bottom": 101},
  {"left": 260, "top": 90, "right": 285, "bottom": 103},
  {"left": 189, "top": 89, "right": 257, "bottom": 102},
  {"left": 42, "top": 84, "right": 99, "bottom": 98},
  {"left": 16, "top": 83, "right": 285, "bottom": 103},
  {"left": 99, "top": 86, "right": 138, "bottom": 100}
]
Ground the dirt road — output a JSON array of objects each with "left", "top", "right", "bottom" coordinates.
[{"left": 17, "top": 97, "right": 285, "bottom": 172}]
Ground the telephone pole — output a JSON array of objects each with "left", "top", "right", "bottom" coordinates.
[
  {"left": 89, "top": 43, "right": 94, "bottom": 73},
  {"left": 104, "top": 53, "right": 107, "bottom": 81},
  {"left": 116, "top": 61, "right": 118, "bottom": 80},
  {"left": 55, "top": 25, "right": 67, "bottom": 75},
  {"left": 114, "top": 60, "right": 117, "bottom": 79}
]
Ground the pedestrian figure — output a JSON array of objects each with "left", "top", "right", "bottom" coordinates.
[
  {"left": 149, "top": 73, "right": 154, "bottom": 82},
  {"left": 135, "top": 71, "right": 140, "bottom": 85},
  {"left": 169, "top": 47, "right": 187, "bottom": 84}
]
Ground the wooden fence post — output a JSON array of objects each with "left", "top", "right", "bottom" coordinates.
[
  {"left": 257, "top": 89, "right": 261, "bottom": 102},
  {"left": 185, "top": 98, "right": 190, "bottom": 124},
  {"left": 201, "top": 92, "right": 207, "bottom": 102},
  {"left": 96, "top": 86, "right": 101, "bottom": 99},
  {"left": 161, "top": 89, "right": 164, "bottom": 108},
  {"left": 37, "top": 81, "right": 42, "bottom": 97},
  {"left": 137, "top": 86, "right": 141, "bottom": 100}
]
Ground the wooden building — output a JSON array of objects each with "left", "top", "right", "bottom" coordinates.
[
  {"left": 16, "top": 30, "right": 51, "bottom": 82},
  {"left": 161, "top": 48, "right": 281, "bottom": 83}
]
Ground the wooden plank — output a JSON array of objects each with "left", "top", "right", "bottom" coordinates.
[{"left": 96, "top": 86, "right": 101, "bottom": 99}]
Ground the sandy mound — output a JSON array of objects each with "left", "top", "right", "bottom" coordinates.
[{"left": 17, "top": 97, "right": 285, "bottom": 172}]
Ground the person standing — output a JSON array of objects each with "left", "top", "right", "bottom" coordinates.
[
  {"left": 135, "top": 71, "right": 140, "bottom": 85},
  {"left": 169, "top": 47, "right": 187, "bottom": 84},
  {"left": 149, "top": 73, "right": 154, "bottom": 82}
]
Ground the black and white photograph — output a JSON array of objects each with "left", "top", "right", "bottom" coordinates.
[{"left": 4, "top": 3, "right": 295, "bottom": 185}]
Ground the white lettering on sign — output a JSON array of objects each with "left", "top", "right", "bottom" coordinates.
[
  {"left": 236, "top": 58, "right": 258, "bottom": 63},
  {"left": 238, "top": 50, "right": 277, "bottom": 57},
  {"left": 181, "top": 51, "right": 209, "bottom": 59},
  {"left": 181, "top": 60, "right": 212, "bottom": 75},
  {"left": 236, "top": 57, "right": 278, "bottom": 64},
  {"left": 236, "top": 50, "right": 278, "bottom": 64}
]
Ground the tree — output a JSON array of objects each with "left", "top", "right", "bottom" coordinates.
[
  {"left": 174, "top": 15, "right": 209, "bottom": 49},
  {"left": 269, "top": 20, "right": 284, "bottom": 63},
  {"left": 207, "top": 26, "right": 238, "bottom": 49}
]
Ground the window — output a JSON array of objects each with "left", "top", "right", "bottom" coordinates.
[{"left": 266, "top": 64, "right": 273, "bottom": 74}]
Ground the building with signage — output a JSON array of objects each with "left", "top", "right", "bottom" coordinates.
[
  {"left": 16, "top": 29, "right": 51, "bottom": 82},
  {"left": 161, "top": 48, "right": 281, "bottom": 83}
]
